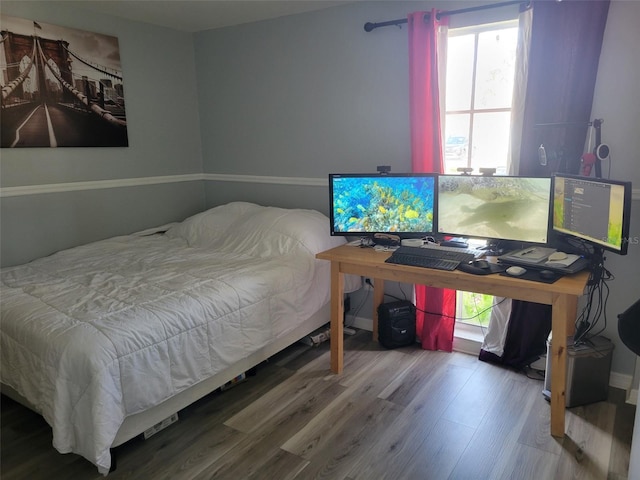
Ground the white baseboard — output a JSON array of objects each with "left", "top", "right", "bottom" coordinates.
[
  {"left": 349, "top": 315, "right": 481, "bottom": 355},
  {"left": 347, "top": 315, "right": 373, "bottom": 332},
  {"left": 610, "top": 371, "right": 637, "bottom": 405}
]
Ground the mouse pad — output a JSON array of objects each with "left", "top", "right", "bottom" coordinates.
[
  {"left": 457, "top": 263, "right": 508, "bottom": 275},
  {"left": 499, "top": 270, "right": 560, "bottom": 284}
]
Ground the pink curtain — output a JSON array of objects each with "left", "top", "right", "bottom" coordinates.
[{"left": 408, "top": 10, "right": 456, "bottom": 352}]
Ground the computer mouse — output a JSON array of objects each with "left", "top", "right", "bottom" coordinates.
[
  {"left": 539, "top": 269, "right": 558, "bottom": 280},
  {"left": 472, "top": 259, "right": 490, "bottom": 270},
  {"left": 506, "top": 266, "right": 527, "bottom": 276},
  {"left": 548, "top": 251, "right": 568, "bottom": 261}
]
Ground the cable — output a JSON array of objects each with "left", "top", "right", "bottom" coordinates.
[
  {"left": 345, "top": 287, "right": 370, "bottom": 329},
  {"left": 574, "top": 248, "right": 614, "bottom": 344},
  {"left": 523, "top": 367, "right": 546, "bottom": 381},
  {"left": 382, "top": 291, "right": 507, "bottom": 321}
]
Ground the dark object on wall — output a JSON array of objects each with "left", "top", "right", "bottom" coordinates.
[
  {"left": 377, "top": 300, "right": 416, "bottom": 349},
  {"left": 618, "top": 298, "right": 640, "bottom": 356}
]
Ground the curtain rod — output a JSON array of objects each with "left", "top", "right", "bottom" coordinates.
[
  {"left": 534, "top": 119, "right": 603, "bottom": 128},
  {"left": 364, "top": 0, "right": 530, "bottom": 32}
]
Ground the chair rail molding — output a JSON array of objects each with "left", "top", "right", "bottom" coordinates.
[{"left": 0, "top": 173, "right": 636, "bottom": 198}]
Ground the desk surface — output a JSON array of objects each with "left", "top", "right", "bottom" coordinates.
[{"left": 317, "top": 245, "right": 589, "bottom": 303}]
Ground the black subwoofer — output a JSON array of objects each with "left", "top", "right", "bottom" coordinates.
[{"left": 377, "top": 300, "right": 416, "bottom": 349}]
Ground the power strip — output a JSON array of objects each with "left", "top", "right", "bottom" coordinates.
[
  {"left": 309, "top": 329, "right": 330, "bottom": 345},
  {"left": 304, "top": 326, "right": 356, "bottom": 346},
  {"left": 143, "top": 412, "right": 179, "bottom": 439}
]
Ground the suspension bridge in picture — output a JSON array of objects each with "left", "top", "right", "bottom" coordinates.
[{"left": 1, "top": 26, "right": 128, "bottom": 147}]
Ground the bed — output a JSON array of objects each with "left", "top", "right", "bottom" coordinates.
[{"left": 0, "top": 201, "right": 360, "bottom": 474}]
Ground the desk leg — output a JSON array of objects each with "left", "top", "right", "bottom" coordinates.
[
  {"left": 371, "top": 278, "right": 384, "bottom": 342},
  {"left": 330, "top": 262, "right": 344, "bottom": 374},
  {"left": 550, "top": 293, "right": 578, "bottom": 437}
]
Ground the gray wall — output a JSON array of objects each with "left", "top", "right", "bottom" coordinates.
[
  {"left": 195, "top": 1, "right": 452, "bottom": 214},
  {"left": 588, "top": 0, "right": 640, "bottom": 380},
  {"left": 194, "top": 0, "right": 640, "bottom": 379},
  {"left": 0, "top": 1, "right": 205, "bottom": 266},
  {"left": 1, "top": 0, "right": 639, "bottom": 379}
]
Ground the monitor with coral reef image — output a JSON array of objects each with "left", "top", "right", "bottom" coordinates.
[
  {"left": 329, "top": 173, "right": 436, "bottom": 239},
  {"left": 437, "top": 175, "right": 552, "bottom": 246}
]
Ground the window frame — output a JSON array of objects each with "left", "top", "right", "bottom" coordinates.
[{"left": 444, "top": 19, "right": 519, "bottom": 175}]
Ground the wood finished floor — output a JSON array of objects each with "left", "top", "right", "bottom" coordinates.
[{"left": 1, "top": 329, "right": 635, "bottom": 480}]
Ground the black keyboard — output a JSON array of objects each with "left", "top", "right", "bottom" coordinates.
[
  {"left": 392, "top": 246, "right": 477, "bottom": 263},
  {"left": 386, "top": 253, "right": 460, "bottom": 271}
]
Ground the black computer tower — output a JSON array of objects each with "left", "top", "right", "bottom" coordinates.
[{"left": 377, "top": 300, "right": 416, "bottom": 349}]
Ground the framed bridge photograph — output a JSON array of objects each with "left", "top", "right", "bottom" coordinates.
[{"left": 0, "top": 15, "right": 128, "bottom": 147}]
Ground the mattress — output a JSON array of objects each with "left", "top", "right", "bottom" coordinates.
[{"left": 0, "top": 202, "right": 359, "bottom": 474}]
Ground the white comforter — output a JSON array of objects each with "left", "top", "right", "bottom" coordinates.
[{"left": 0, "top": 202, "right": 354, "bottom": 474}]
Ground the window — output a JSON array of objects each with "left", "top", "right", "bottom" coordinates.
[
  {"left": 444, "top": 21, "right": 519, "bottom": 175},
  {"left": 444, "top": 21, "right": 519, "bottom": 334}
]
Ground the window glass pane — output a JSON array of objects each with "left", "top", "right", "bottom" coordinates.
[
  {"left": 457, "top": 291, "right": 493, "bottom": 327},
  {"left": 445, "top": 35, "right": 475, "bottom": 111},
  {"left": 444, "top": 113, "right": 470, "bottom": 174},
  {"left": 470, "top": 111, "right": 511, "bottom": 174},
  {"left": 474, "top": 27, "right": 518, "bottom": 110}
]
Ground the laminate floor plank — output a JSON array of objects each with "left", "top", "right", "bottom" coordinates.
[
  {"left": 196, "top": 377, "right": 345, "bottom": 479},
  {"left": 190, "top": 440, "right": 302, "bottom": 480},
  {"left": 447, "top": 377, "right": 541, "bottom": 480},
  {"left": 290, "top": 397, "right": 404, "bottom": 480},
  {"left": 224, "top": 364, "right": 337, "bottom": 433},
  {"left": 1, "top": 329, "right": 634, "bottom": 480},
  {"left": 281, "top": 350, "right": 415, "bottom": 457},
  {"left": 608, "top": 389, "right": 636, "bottom": 479},
  {"left": 400, "top": 418, "right": 477, "bottom": 480},
  {"left": 377, "top": 349, "right": 449, "bottom": 405},
  {"left": 517, "top": 393, "right": 563, "bottom": 456},
  {"left": 554, "top": 401, "right": 616, "bottom": 480},
  {"left": 344, "top": 362, "right": 477, "bottom": 480},
  {"left": 489, "top": 442, "right": 559, "bottom": 480},
  {"left": 440, "top": 358, "right": 518, "bottom": 429},
  {"left": 244, "top": 449, "right": 309, "bottom": 480}
]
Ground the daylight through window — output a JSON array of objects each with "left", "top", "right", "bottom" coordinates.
[{"left": 444, "top": 21, "right": 519, "bottom": 176}]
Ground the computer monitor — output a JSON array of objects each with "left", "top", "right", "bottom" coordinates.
[
  {"left": 329, "top": 173, "right": 436, "bottom": 238},
  {"left": 437, "top": 175, "right": 552, "bottom": 245},
  {"left": 551, "top": 174, "right": 632, "bottom": 255}
]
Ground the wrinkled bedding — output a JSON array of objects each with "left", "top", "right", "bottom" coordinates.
[{"left": 0, "top": 202, "right": 355, "bottom": 474}]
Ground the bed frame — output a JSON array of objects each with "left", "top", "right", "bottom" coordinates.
[{"left": 1, "top": 302, "right": 331, "bottom": 470}]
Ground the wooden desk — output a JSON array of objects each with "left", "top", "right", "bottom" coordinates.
[{"left": 316, "top": 244, "right": 590, "bottom": 438}]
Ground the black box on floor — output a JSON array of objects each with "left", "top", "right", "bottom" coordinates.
[{"left": 377, "top": 300, "right": 416, "bottom": 349}]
